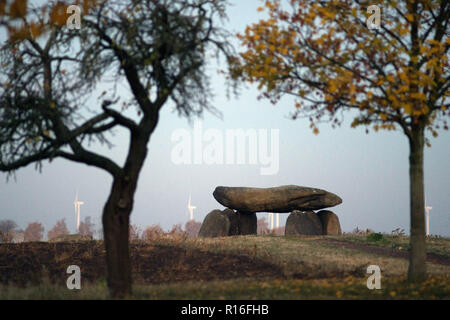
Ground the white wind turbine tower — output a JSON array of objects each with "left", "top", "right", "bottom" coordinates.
[
  {"left": 268, "top": 213, "right": 279, "bottom": 230},
  {"left": 74, "top": 191, "right": 84, "bottom": 233},
  {"left": 187, "top": 194, "right": 196, "bottom": 221},
  {"left": 425, "top": 203, "right": 432, "bottom": 236}
]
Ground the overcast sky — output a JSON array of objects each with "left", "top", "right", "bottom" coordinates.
[{"left": 1, "top": 0, "right": 449, "bottom": 237}]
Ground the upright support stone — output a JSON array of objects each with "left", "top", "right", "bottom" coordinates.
[
  {"left": 198, "top": 209, "right": 231, "bottom": 238},
  {"left": 317, "top": 210, "right": 342, "bottom": 235},
  {"left": 285, "top": 211, "right": 323, "bottom": 236},
  {"left": 237, "top": 211, "right": 257, "bottom": 235},
  {"left": 222, "top": 208, "right": 240, "bottom": 236}
]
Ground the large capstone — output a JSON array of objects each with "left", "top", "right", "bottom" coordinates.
[{"left": 213, "top": 185, "right": 342, "bottom": 213}]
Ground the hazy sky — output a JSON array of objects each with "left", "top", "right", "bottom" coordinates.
[{"left": 1, "top": 0, "right": 449, "bottom": 237}]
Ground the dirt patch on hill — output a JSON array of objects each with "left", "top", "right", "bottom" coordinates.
[
  {"left": 320, "top": 239, "right": 450, "bottom": 266},
  {"left": 0, "top": 242, "right": 283, "bottom": 286}
]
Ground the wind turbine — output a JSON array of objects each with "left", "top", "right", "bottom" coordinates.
[
  {"left": 425, "top": 203, "right": 432, "bottom": 236},
  {"left": 268, "top": 213, "right": 274, "bottom": 230},
  {"left": 276, "top": 213, "right": 279, "bottom": 229},
  {"left": 187, "top": 194, "right": 196, "bottom": 221},
  {"left": 74, "top": 191, "right": 84, "bottom": 233}
]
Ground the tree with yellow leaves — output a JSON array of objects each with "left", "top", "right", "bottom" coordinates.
[{"left": 230, "top": 0, "right": 449, "bottom": 282}]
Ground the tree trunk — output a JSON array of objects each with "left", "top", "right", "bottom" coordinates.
[
  {"left": 102, "top": 132, "right": 151, "bottom": 298},
  {"left": 407, "top": 125, "right": 427, "bottom": 282},
  {"left": 102, "top": 178, "right": 133, "bottom": 298}
]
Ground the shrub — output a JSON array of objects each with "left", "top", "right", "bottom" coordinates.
[
  {"left": 367, "top": 233, "right": 384, "bottom": 242},
  {"left": 142, "top": 225, "right": 165, "bottom": 242}
]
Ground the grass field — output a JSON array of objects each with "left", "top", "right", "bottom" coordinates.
[{"left": 0, "top": 234, "right": 449, "bottom": 299}]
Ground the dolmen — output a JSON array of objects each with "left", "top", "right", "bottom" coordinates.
[{"left": 199, "top": 185, "right": 342, "bottom": 238}]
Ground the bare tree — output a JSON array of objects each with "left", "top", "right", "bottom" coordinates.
[
  {"left": 47, "top": 218, "right": 69, "bottom": 240},
  {"left": 12, "top": 229, "right": 25, "bottom": 243},
  {"left": 129, "top": 224, "right": 141, "bottom": 242},
  {"left": 24, "top": 222, "right": 44, "bottom": 242},
  {"left": 257, "top": 217, "right": 269, "bottom": 235},
  {"left": 142, "top": 224, "right": 164, "bottom": 242},
  {"left": 0, "top": 0, "right": 232, "bottom": 297},
  {"left": 0, "top": 219, "right": 18, "bottom": 243},
  {"left": 79, "top": 216, "right": 95, "bottom": 237},
  {"left": 184, "top": 220, "right": 201, "bottom": 238}
]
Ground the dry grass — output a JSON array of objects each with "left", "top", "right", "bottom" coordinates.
[
  {"left": 0, "top": 234, "right": 449, "bottom": 299},
  {"left": 160, "top": 235, "right": 449, "bottom": 279},
  {"left": 330, "top": 234, "right": 450, "bottom": 259},
  {"left": 1, "top": 274, "right": 448, "bottom": 300}
]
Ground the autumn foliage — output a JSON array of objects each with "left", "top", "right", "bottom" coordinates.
[
  {"left": 230, "top": 0, "right": 449, "bottom": 282},
  {"left": 231, "top": 0, "right": 449, "bottom": 136},
  {"left": 0, "top": 0, "right": 98, "bottom": 42}
]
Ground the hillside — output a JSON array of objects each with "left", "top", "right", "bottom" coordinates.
[{"left": 0, "top": 234, "right": 449, "bottom": 299}]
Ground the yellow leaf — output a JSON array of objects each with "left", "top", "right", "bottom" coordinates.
[
  {"left": 404, "top": 104, "right": 412, "bottom": 114},
  {"left": 30, "top": 23, "right": 43, "bottom": 38},
  {"left": 8, "top": 25, "right": 29, "bottom": 42},
  {"left": 411, "top": 92, "right": 426, "bottom": 101},
  {"left": 9, "top": 0, "right": 27, "bottom": 19},
  {"left": 0, "top": 0, "right": 6, "bottom": 15},
  {"left": 50, "top": 2, "right": 70, "bottom": 27},
  {"left": 83, "top": 0, "right": 97, "bottom": 14},
  {"left": 328, "top": 81, "right": 338, "bottom": 93}
]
